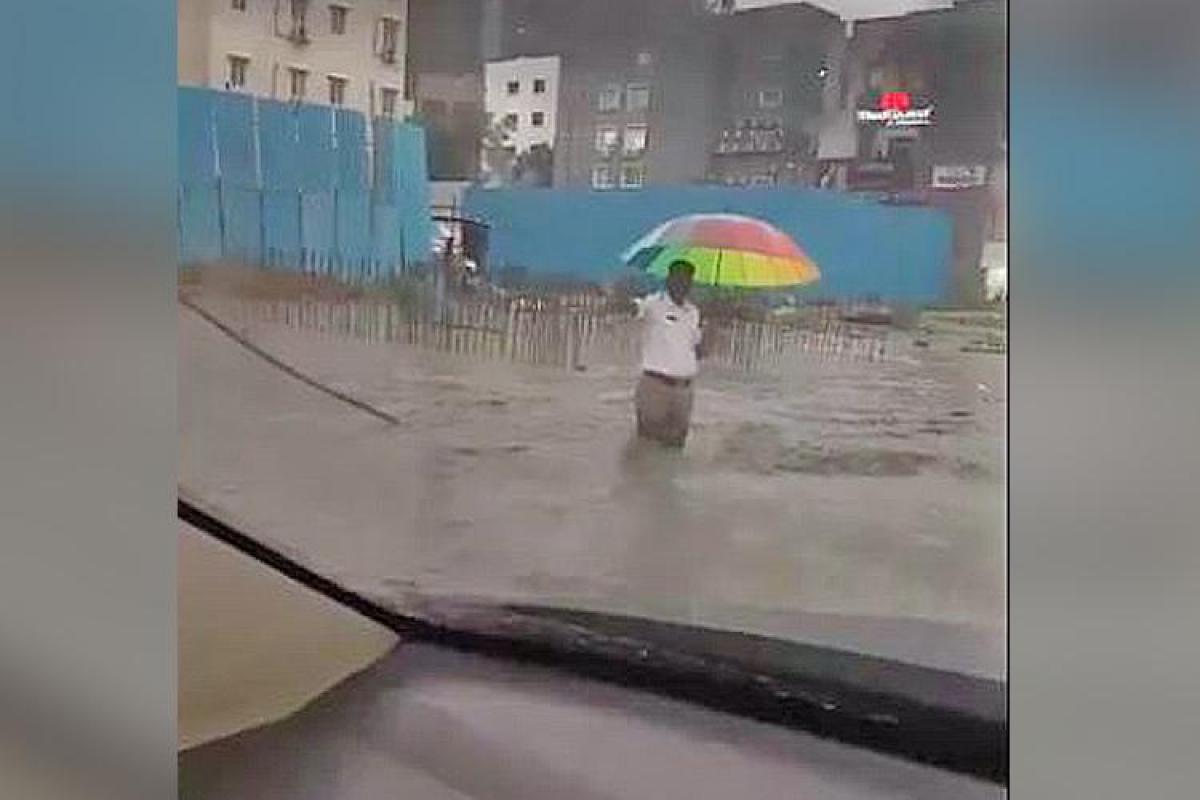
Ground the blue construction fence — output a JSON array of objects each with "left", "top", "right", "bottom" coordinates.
[
  {"left": 178, "top": 87, "right": 432, "bottom": 278},
  {"left": 464, "top": 185, "right": 953, "bottom": 304}
]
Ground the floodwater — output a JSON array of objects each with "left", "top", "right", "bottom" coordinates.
[{"left": 180, "top": 294, "right": 1005, "bottom": 679}]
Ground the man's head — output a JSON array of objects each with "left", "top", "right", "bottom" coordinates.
[{"left": 665, "top": 260, "right": 695, "bottom": 305}]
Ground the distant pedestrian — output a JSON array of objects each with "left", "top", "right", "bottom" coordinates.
[{"left": 633, "top": 260, "right": 704, "bottom": 448}]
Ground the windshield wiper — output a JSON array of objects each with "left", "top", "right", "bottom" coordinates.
[{"left": 179, "top": 494, "right": 1006, "bottom": 785}]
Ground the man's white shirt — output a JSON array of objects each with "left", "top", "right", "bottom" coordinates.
[{"left": 635, "top": 292, "right": 701, "bottom": 379}]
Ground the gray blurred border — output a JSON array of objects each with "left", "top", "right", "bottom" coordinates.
[
  {"left": 1011, "top": 0, "right": 1200, "bottom": 797},
  {"left": 0, "top": 2, "right": 176, "bottom": 798}
]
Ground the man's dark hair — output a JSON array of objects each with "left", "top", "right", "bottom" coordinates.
[{"left": 667, "top": 260, "right": 695, "bottom": 276}]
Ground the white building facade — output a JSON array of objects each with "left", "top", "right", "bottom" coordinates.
[
  {"left": 182, "top": 0, "right": 412, "bottom": 119},
  {"left": 483, "top": 56, "right": 561, "bottom": 154}
]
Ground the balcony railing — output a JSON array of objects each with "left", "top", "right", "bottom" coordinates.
[
  {"left": 714, "top": 124, "right": 785, "bottom": 155},
  {"left": 714, "top": 138, "right": 784, "bottom": 155}
]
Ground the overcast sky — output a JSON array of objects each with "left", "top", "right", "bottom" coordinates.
[{"left": 737, "top": 0, "right": 954, "bottom": 21}]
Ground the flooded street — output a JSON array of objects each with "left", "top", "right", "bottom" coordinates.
[{"left": 180, "top": 294, "right": 1005, "bottom": 679}]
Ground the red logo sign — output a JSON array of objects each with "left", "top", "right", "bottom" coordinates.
[{"left": 879, "top": 91, "right": 912, "bottom": 112}]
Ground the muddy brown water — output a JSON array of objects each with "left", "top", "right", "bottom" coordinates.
[{"left": 180, "top": 294, "right": 1005, "bottom": 680}]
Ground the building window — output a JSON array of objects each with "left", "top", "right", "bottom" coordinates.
[
  {"left": 377, "top": 16, "right": 401, "bottom": 63},
  {"left": 592, "top": 164, "right": 615, "bottom": 190},
  {"left": 227, "top": 55, "right": 249, "bottom": 89},
  {"left": 531, "top": 111, "right": 545, "bottom": 127},
  {"left": 597, "top": 85, "right": 622, "bottom": 112},
  {"left": 506, "top": 80, "right": 520, "bottom": 95},
  {"left": 620, "top": 162, "right": 646, "bottom": 189},
  {"left": 626, "top": 84, "right": 650, "bottom": 112},
  {"left": 623, "top": 124, "right": 648, "bottom": 155},
  {"left": 288, "top": 0, "right": 310, "bottom": 42},
  {"left": 758, "top": 88, "right": 783, "bottom": 109},
  {"left": 533, "top": 78, "right": 547, "bottom": 94},
  {"left": 327, "top": 75, "right": 348, "bottom": 106},
  {"left": 594, "top": 125, "right": 618, "bottom": 154},
  {"left": 288, "top": 67, "right": 308, "bottom": 102},
  {"left": 503, "top": 112, "right": 519, "bottom": 129},
  {"left": 329, "top": 4, "right": 348, "bottom": 34},
  {"left": 232, "top": 0, "right": 247, "bottom": 11},
  {"left": 380, "top": 87, "right": 399, "bottom": 118}
]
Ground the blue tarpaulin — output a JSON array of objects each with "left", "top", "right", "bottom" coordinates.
[
  {"left": 464, "top": 186, "right": 953, "bottom": 304},
  {"left": 177, "top": 87, "right": 431, "bottom": 277}
]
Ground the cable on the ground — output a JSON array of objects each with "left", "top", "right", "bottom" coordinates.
[{"left": 179, "top": 295, "right": 400, "bottom": 426}]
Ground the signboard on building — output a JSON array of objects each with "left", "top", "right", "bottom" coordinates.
[
  {"left": 856, "top": 107, "right": 934, "bottom": 127},
  {"left": 932, "top": 164, "right": 988, "bottom": 189},
  {"left": 856, "top": 91, "right": 934, "bottom": 128}
]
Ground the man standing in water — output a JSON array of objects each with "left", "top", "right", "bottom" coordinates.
[{"left": 633, "top": 260, "right": 703, "bottom": 448}]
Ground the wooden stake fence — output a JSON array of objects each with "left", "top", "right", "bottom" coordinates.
[{"left": 218, "top": 291, "right": 889, "bottom": 372}]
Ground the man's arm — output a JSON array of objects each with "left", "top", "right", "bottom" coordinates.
[
  {"left": 632, "top": 292, "right": 660, "bottom": 320},
  {"left": 611, "top": 283, "right": 646, "bottom": 317}
]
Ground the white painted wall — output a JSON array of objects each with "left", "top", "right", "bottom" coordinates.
[
  {"left": 981, "top": 241, "right": 1007, "bottom": 302},
  {"left": 179, "top": 0, "right": 214, "bottom": 86},
  {"left": 483, "top": 56, "right": 561, "bottom": 154},
  {"left": 196, "top": 0, "right": 411, "bottom": 117}
]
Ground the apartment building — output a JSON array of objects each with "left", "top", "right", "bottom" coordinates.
[
  {"left": 556, "top": 45, "right": 686, "bottom": 190},
  {"left": 414, "top": 72, "right": 484, "bottom": 180},
  {"left": 179, "top": 0, "right": 213, "bottom": 85},
  {"left": 483, "top": 56, "right": 560, "bottom": 154},
  {"left": 407, "top": 0, "right": 486, "bottom": 180},
  {"left": 494, "top": 0, "right": 718, "bottom": 189},
  {"left": 708, "top": 3, "right": 843, "bottom": 187},
  {"left": 180, "top": 0, "right": 412, "bottom": 118}
]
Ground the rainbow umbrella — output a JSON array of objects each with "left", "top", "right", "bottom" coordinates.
[{"left": 621, "top": 213, "right": 820, "bottom": 288}]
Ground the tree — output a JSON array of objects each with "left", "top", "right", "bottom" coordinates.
[
  {"left": 512, "top": 143, "right": 554, "bottom": 187},
  {"left": 479, "top": 114, "right": 518, "bottom": 187}
]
